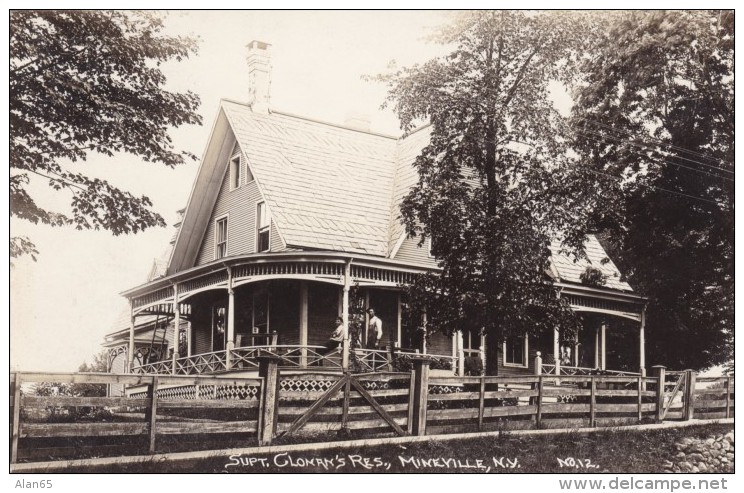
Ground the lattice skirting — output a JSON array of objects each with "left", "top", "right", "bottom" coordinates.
[{"left": 129, "top": 383, "right": 260, "bottom": 400}]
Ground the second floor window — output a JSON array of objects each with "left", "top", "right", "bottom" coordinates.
[
  {"left": 216, "top": 217, "right": 228, "bottom": 259},
  {"left": 230, "top": 155, "right": 241, "bottom": 190},
  {"left": 257, "top": 202, "right": 270, "bottom": 252}
]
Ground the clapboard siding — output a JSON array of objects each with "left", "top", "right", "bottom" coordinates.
[
  {"left": 394, "top": 236, "right": 437, "bottom": 266},
  {"left": 269, "top": 220, "right": 285, "bottom": 252},
  {"left": 196, "top": 152, "right": 262, "bottom": 265}
]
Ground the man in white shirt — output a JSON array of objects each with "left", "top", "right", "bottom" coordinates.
[{"left": 366, "top": 308, "right": 382, "bottom": 349}]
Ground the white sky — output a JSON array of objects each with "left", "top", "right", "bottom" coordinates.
[{"left": 9, "top": 10, "right": 454, "bottom": 371}]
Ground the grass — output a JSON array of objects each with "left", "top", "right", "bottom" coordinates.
[{"left": 52, "top": 422, "right": 733, "bottom": 474}]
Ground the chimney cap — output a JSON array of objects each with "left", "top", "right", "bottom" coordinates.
[{"left": 247, "top": 40, "right": 271, "bottom": 51}]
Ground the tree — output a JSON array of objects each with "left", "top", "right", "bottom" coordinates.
[
  {"left": 10, "top": 11, "right": 202, "bottom": 259},
  {"left": 570, "top": 11, "right": 734, "bottom": 370},
  {"left": 381, "top": 11, "right": 598, "bottom": 374}
]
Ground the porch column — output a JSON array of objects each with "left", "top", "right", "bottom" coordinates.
[
  {"left": 187, "top": 321, "right": 192, "bottom": 357},
  {"left": 225, "top": 267, "right": 235, "bottom": 369},
  {"left": 341, "top": 260, "right": 351, "bottom": 370},
  {"left": 574, "top": 341, "right": 580, "bottom": 367},
  {"left": 396, "top": 293, "right": 402, "bottom": 347},
  {"left": 299, "top": 282, "right": 308, "bottom": 367},
  {"left": 457, "top": 331, "right": 465, "bottom": 376},
  {"left": 364, "top": 290, "right": 370, "bottom": 343},
  {"left": 639, "top": 306, "right": 647, "bottom": 377},
  {"left": 226, "top": 288, "right": 235, "bottom": 369},
  {"left": 127, "top": 301, "right": 135, "bottom": 373},
  {"left": 553, "top": 326, "right": 560, "bottom": 376},
  {"left": 601, "top": 321, "right": 607, "bottom": 371},
  {"left": 421, "top": 309, "right": 427, "bottom": 354},
  {"left": 171, "top": 283, "right": 180, "bottom": 375},
  {"left": 594, "top": 325, "right": 600, "bottom": 368}
]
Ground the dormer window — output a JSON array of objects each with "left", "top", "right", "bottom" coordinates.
[
  {"left": 257, "top": 202, "right": 270, "bottom": 252},
  {"left": 229, "top": 154, "right": 241, "bottom": 190},
  {"left": 215, "top": 216, "right": 228, "bottom": 259}
]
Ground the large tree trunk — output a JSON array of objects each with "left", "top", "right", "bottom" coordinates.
[{"left": 484, "top": 330, "right": 500, "bottom": 376}]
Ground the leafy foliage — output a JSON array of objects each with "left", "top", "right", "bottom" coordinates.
[
  {"left": 580, "top": 266, "right": 608, "bottom": 287},
  {"left": 381, "top": 12, "right": 600, "bottom": 374},
  {"left": 10, "top": 11, "right": 202, "bottom": 258},
  {"left": 571, "top": 11, "right": 734, "bottom": 370}
]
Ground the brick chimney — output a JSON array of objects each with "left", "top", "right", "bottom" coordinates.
[{"left": 246, "top": 40, "right": 271, "bottom": 114}]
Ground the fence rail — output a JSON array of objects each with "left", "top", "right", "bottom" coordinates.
[{"left": 9, "top": 364, "right": 733, "bottom": 464}]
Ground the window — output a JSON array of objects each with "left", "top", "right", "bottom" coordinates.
[
  {"left": 230, "top": 155, "right": 241, "bottom": 190},
  {"left": 257, "top": 202, "right": 270, "bottom": 252},
  {"left": 215, "top": 216, "right": 228, "bottom": 259},
  {"left": 503, "top": 335, "right": 528, "bottom": 367}
]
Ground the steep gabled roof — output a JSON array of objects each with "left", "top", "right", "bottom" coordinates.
[
  {"left": 165, "top": 99, "right": 633, "bottom": 293},
  {"left": 222, "top": 101, "right": 398, "bottom": 256}
]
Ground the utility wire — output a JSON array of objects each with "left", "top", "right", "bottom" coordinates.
[{"left": 573, "top": 116, "right": 732, "bottom": 171}]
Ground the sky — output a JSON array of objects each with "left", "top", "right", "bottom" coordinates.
[{"left": 9, "top": 11, "right": 455, "bottom": 372}]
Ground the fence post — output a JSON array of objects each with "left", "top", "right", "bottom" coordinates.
[
  {"left": 411, "top": 357, "right": 431, "bottom": 436},
  {"left": 258, "top": 355, "right": 281, "bottom": 446},
  {"left": 478, "top": 375, "right": 485, "bottom": 431},
  {"left": 589, "top": 376, "right": 596, "bottom": 427},
  {"left": 652, "top": 365, "right": 666, "bottom": 423},
  {"left": 725, "top": 376, "right": 731, "bottom": 419},
  {"left": 683, "top": 369, "right": 696, "bottom": 421},
  {"left": 145, "top": 375, "right": 159, "bottom": 454},
  {"left": 534, "top": 351, "right": 542, "bottom": 376},
  {"left": 535, "top": 375, "right": 543, "bottom": 429},
  {"left": 10, "top": 373, "right": 21, "bottom": 464}
]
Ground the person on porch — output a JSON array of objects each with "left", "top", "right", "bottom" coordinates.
[
  {"left": 320, "top": 317, "right": 346, "bottom": 355},
  {"left": 366, "top": 308, "right": 382, "bottom": 349}
]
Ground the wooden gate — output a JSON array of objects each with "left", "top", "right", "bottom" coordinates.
[
  {"left": 279, "top": 373, "right": 408, "bottom": 438},
  {"left": 660, "top": 371, "right": 687, "bottom": 421}
]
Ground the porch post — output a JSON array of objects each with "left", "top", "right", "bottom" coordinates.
[
  {"left": 553, "top": 326, "right": 560, "bottom": 376},
  {"left": 457, "top": 331, "right": 465, "bottom": 376},
  {"left": 601, "top": 321, "right": 607, "bottom": 371},
  {"left": 186, "top": 321, "right": 192, "bottom": 357},
  {"left": 396, "top": 293, "right": 402, "bottom": 347},
  {"left": 341, "top": 260, "right": 351, "bottom": 370},
  {"left": 421, "top": 309, "right": 427, "bottom": 354},
  {"left": 127, "top": 300, "right": 135, "bottom": 373},
  {"left": 226, "top": 268, "right": 235, "bottom": 370},
  {"left": 171, "top": 283, "right": 180, "bottom": 375},
  {"left": 639, "top": 305, "right": 647, "bottom": 377},
  {"left": 299, "top": 282, "right": 308, "bottom": 367},
  {"left": 574, "top": 341, "right": 580, "bottom": 367},
  {"left": 364, "top": 290, "right": 370, "bottom": 343}
]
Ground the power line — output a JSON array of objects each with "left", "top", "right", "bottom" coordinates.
[
  {"left": 573, "top": 116, "right": 732, "bottom": 171},
  {"left": 573, "top": 117, "right": 734, "bottom": 174},
  {"left": 567, "top": 126, "right": 734, "bottom": 183}
]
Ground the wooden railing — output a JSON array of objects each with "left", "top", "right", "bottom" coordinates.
[
  {"left": 540, "top": 364, "right": 641, "bottom": 377},
  {"left": 9, "top": 365, "right": 733, "bottom": 464},
  {"left": 132, "top": 346, "right": 454, "bottom": 375}
]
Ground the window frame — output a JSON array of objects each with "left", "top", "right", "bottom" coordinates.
[
  {"left": 229, "top": 153, "right": 241, "bottom": 191},
  {"left": 256, "top": 201, "right": 270, "bottom": 252},
  {"left": 215, "top": 214, "right": 229, "bottom": 259},
  {"left": 502, "top": 334, "right": 529, "bottom": 368}
]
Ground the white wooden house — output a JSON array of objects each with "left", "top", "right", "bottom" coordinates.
[{"left": 105, "top": 41, "right": 647, "bottom": 379}]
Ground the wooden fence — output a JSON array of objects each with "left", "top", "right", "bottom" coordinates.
[{"left": 9, "top": 360, "right": 734, "bottom": 463}]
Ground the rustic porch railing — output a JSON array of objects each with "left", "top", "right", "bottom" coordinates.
[
  {"left": 9, "top": 366, "right": 733, "bottom": 465},
  {"left": 540, "top": 364, "right": 641, "bottom": 377},
  {"left": 132, "top": 346, "right": 453, "bottom": 375}
]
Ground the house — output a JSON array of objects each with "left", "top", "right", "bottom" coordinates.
[{"left": 105, "top": 41, "right": 647, "bottom": 380}]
